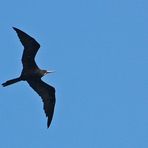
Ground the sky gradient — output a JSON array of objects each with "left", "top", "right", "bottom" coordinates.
[{"left": 0, "top": 0, "right": 148, "bottom": 147}]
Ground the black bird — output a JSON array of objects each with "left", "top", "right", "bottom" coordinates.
[{"left": 2, "top": 27, "right": 56, "bottom": 128}]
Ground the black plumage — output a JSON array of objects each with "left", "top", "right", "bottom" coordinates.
[{"left": 2, "top": 27, "right": 56, "bottom": 128}]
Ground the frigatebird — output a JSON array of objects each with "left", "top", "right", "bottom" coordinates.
[{"left": 2, "top": 27, "right": 56, "bottom": 128}]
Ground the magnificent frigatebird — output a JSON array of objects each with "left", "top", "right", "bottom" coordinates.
[{"left": 2, "top": 27, "right": 56, "bottom": 128}]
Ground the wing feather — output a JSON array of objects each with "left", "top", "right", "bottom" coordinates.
[
  {"left": 27, "top": 79, "right": 56, "bottom": 128},
  {"left": 13, "top": 27, "right": 40, "bottom": 69}
]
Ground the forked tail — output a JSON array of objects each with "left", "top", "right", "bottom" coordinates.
[{"left": 2, "top": 77, "right": 21, "bottom": 87}]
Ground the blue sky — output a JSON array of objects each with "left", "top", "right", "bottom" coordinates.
[{"left": 0, "top": 0, "right": 148, "bottom": 147}]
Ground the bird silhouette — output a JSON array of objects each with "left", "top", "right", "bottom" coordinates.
[{"left": 2, "top": 27, "right": 56, "bottom": 128}]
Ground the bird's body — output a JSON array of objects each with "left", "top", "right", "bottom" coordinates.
[{"left": 2, "top": 27, "right": 56, "bottom": 128}]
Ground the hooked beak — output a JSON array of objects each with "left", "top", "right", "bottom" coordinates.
[
  {"left": 44, "top": 70, "right": 55, "bottom": 76},
  {"left": 46, "top": 70, "right": 55, "bottom": 74}
]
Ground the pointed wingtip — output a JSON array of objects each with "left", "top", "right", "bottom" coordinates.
[
  {"left": 47, "top": 121, "right": 50, "bottom": 128},
  {"left": 47, "top": 117, "right": 52, "bottom": 128},
  {"left": 12, "top": 26, "right": 16, "bottom": 30},
  {"left": 12, "top": 27, "right": 19, "bottom": 32}
]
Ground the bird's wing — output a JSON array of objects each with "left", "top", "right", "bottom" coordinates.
[
  {"left": 13, "top": 27, "right": 40, "bottom": 69},
  {"left": 27, "top": 78, "right": 56, "bottom": 128}
]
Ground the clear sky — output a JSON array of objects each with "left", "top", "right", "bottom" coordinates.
[{"left": 0, "top": 0, "right": 148, "bottom": 147}]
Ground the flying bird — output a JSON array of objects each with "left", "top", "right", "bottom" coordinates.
[{"left": 2, "top": 27, "right": 56, "bottom": 128}]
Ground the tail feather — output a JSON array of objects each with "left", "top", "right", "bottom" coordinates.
[{"left": 2, "top": 77, "right": 21, "bottom": 87}]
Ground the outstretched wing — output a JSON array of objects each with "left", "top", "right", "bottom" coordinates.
[
  {"left": 13, "top": 27, "right": 40, "bottom": 69},
  {"left": 27, "top": 78, "right": 56, "bottom": 128}
]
